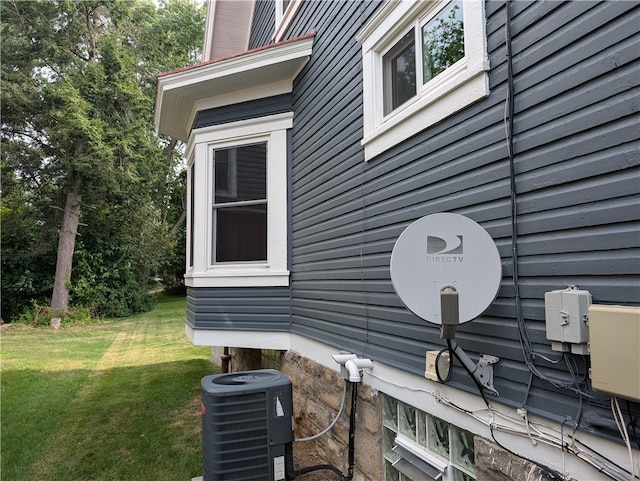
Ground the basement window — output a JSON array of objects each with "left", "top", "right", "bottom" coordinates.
[{"left": 382, "top": 394, "right": 476, "bottom": 481}]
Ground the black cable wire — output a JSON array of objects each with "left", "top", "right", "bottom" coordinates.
[
  {"left": 573, "top": 437, "right": 640, "bottom": 481},
  {"left": 626, "top": 400, "right": 640, "bottom": 450},
  {"left": 293, "top": 382, "right": 357, "bottom": 481},
  {"left": 293, "top": 464, "right": 345, "bottom": 479},
  {"left": 447, "top": 338, "right": 565, "bottom": 480},
  {"left": 504, "top": 0, "right": 592, "bottom": 402}
]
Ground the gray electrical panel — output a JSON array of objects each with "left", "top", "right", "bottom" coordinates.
[{"left": 544, "top": 286, "right": 592, "bottom": 354}]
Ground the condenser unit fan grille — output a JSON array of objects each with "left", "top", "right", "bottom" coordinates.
[
  {"left": 203, "top": 392, "right": 270, "bottom": 480},
  {"left": 202, "top": 369, "right": 293, "bottom": 481}
]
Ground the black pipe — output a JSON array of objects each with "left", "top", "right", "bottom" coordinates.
[
  {"left": 221, "top": 346, "right": 230, "bottom": 373},
  {"left": 292, "top": 381, "right": 357, "bottom": 480},
  {"left": 346, "top": 381, "right": 357, "bottom": 480}
]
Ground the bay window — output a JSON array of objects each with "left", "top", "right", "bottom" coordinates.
[{"left": 186, "top": 113, "right": 292, "bottom": 288}]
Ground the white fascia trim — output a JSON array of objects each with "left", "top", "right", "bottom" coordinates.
[
  {"left": 274, "top": 0, "right": 304, "bottom": 42},
  {"left": 159, "top": 36, "right": 313, "bottom": 92},
  {"left": 186, "top": 326, "right": 291, "bottom": 350},
  {"left": 155, "top": 35, "right": 313, "bottom": 141}
]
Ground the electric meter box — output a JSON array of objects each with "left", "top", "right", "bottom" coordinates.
[
  {"left": 589, "top": 305, "right": 640, "bottom": 402},
  {"left": 544, "top": 286, "right": 592, "bottom": 354}
]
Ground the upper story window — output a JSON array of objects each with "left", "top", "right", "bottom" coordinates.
[
  {"left": 274, "top": 0, "right": 303, "bottom": 41},
  {"left": 383, "top": 1, "right": 465, "bottom": 115},
  {"left": 358, "top": 0, "right": 490, "bottom": 160}
]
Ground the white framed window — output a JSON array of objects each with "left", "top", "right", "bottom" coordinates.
[
  {"left": 357, "top": 0, "right": 490, "bottom": 160},
  {"left": 211, "top": 142, "right": 267, "bottom": 264},
  {"left": 383, "top": 394, "right": 476, "bottom": 481},
  {"left": 186, "top": 113, "right": 292, "bottom": 288},
  {"left": 274, "top": 0, "right": 304, "bottom": 41}
]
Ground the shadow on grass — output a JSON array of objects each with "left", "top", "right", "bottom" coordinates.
[{"left": 2, "top": 359, "right": 216, "bottom": 481}]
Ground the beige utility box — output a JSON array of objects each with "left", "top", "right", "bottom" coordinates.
[{"left": 588, "top": 304, "right": 640, "bottom": 402}]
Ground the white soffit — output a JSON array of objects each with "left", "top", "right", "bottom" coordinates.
[{"left": 155, "top": 34, "right": 314, "bottom": 141}]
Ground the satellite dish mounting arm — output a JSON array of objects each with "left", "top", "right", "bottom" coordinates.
[
  {"left": 440, "top": 286, "right": 459, "bottom": 340},
  {"left": 439, "top": 286, "right": 499, "bottom": 396}
]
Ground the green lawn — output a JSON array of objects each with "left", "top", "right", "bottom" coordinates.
[{"left": 1, "top": 295, "right": 215, "bottom": 481}]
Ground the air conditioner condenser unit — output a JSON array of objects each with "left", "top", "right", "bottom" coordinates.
[{"left": 201, "top": 369, "right": 294, "bottom": 481}]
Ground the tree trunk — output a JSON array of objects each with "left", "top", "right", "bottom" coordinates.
[{"left": 50, "top": 191, "right": 81, "bottom": 327}]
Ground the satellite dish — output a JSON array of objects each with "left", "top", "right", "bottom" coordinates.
[{"left": 390, "top": 213, "right": 501, "bottom": 325}]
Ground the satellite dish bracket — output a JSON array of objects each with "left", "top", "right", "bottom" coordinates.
[
  {"left": 440, "top": 289, "right": 500, "bottom": 396},
  {"left": 440, "top": 285, "right": 459, "bottom": 340}
]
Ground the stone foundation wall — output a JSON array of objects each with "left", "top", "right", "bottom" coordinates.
[
  {"left": 229, "top": 347, "right": 261, "bottom": 372},
  {"left": 281, "top": 351, "right": 383, "bottom": 481},
  {"left": 474, "top": 438, "right": 558, "bottom": 481},
  {"left": 214, "top": 346, "right": 556, "bottom": 481},
  {"left": 209, "top": 346, "right": 262, "bottom": 372}
]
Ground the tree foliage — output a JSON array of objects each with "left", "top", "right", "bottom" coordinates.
[
  {"left": 1, "top": 0, "right": 205, "bottom": 322},
  {"left": 422, "top": 0, "right": 464, "bottom": 82}
]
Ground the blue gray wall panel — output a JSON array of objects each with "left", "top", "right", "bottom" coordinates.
[
  {"left": 191, "top": 0, "right": 639, "bottom": 441},
  {"left": 278, "top": 0, "right": 639, "bottom": 438},
  {"left": 195, "top": 94, "right": 292, "bottom": 129},
  {"left": 186, "top": 287, "right": 291, "bottom": 331},
  {"left": 249, "top": 0, "right": 275, "bottom": 48}
]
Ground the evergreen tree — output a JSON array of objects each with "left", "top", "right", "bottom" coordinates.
[{"left": 1, "top": 0, "right": 204, "bottom": 323}]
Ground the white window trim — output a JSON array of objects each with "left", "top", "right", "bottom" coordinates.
[
  {"left": 357, "top": 0, "right": 490, "bottom": 161},
  {"left": 185, "top": 113, "right": 292, "bottom": 288},
  {"left": 274, "top": 0, "right": 304, "bottom": 42}
]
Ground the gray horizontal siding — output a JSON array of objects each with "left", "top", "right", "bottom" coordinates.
[
  {"left": 248, "top": 0, "right": 274, "bottom": 49},
  {"left": 191, "top": 0, "right": 638, "bottom": 443},
  {"left": 282, "top": 0, "right": 640, "bottom": 441},
  {"left": 186, "top": 287, "right": 291, "bottom": 331},
  {"left": 195, "top": 94, "right": 292, "bottom": 129}
]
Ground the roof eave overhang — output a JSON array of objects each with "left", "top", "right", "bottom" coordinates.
[{"left": 154, "top": 34, "right": 314, "bottom": 142}]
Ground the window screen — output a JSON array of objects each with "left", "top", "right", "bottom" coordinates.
[{"left": 212, "top": 143, "right": 267, "bottom": 263}]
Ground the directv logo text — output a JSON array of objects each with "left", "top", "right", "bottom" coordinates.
[{"left": 426, "top": 235, "right": 464, "bottom": 262}]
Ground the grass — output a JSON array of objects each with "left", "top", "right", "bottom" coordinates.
[{"left": 1, "top": 294, "right": 215, "bottom": 481}]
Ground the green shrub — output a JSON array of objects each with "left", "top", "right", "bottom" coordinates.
[{"left": 16, "top": 302, "right": 97, "bottom": 327}]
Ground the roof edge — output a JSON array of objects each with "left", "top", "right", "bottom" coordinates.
[{"left": 157, "top": 33, "right": 316, "bottom": 80}]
